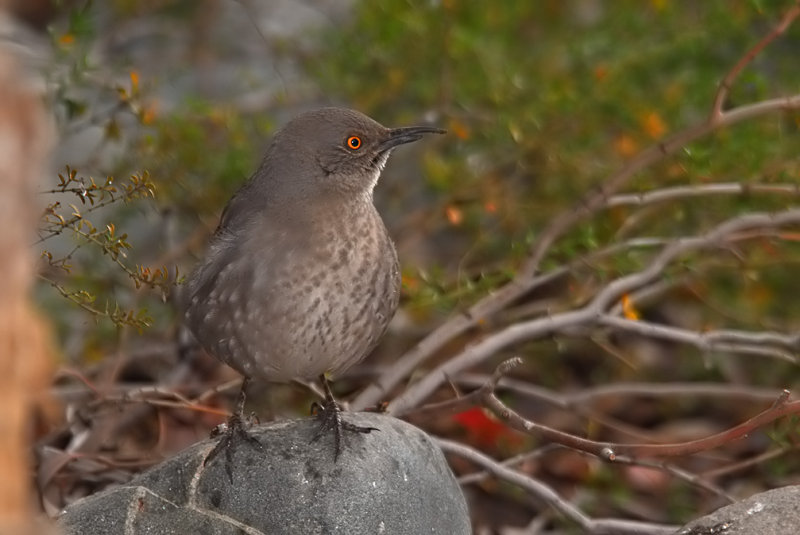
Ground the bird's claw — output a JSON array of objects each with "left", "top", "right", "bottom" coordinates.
[
  {"left": 204, "top": 412, "right": 265, "bottom": 482},
  {"left": 310, "top": 396, "right": 377, "bottom": 461}
]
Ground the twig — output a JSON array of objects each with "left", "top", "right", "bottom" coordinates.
[
  {"left": 417, "top": 371, "right": 786, "bottom": 446},
  {"left": 606, "top": 182, "right": 800, "bottom": 208},
  {"left": 474, "top": 362, "right": 800, "bottom": 459},
  {"left": 436, "top": 437, "right": 679, "bottom": 534},
  {"left": 701, "top": 444, "right": 800, "bottom": 479},
  {"left": 456, "top": 444, "right": 560, "bottom": 485},
  {"left": 587, "top": 210, "right": 800, "bottom": 312},
  {"left": 597, "top": 314, "right": 799, "bottom": 363},
  {"left": 609, "top": 455, "right": 736, "bottom": 503},
  {"left": 710, "top": 1, "right": 800, "bottom": 120}
]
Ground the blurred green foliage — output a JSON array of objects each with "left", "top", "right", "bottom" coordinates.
[
  {"left": 40, "top": 2, "right": 269, "bottom": 344},
  {"left": 133, "top": 101, "right": 269, "bottom": 221},
  {"left": 39, "top": 0, "right": 800, "bottom": 372},
  {"left": 311, "top": 0, "right": 800, "bottom": 316}
]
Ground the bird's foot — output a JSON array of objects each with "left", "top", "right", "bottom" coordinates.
[
  {"left": 310, "top": 396, "right": 377, "bottom": 461},
  {"left": 203, "top": 378, "right": 265, "bottom": 482},
  {"left": 204, "top": 411, "right": 265, "bottom": 482}
]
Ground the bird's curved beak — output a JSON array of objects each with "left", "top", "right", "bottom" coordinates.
[{"left": 379, "top": 125, "right": 446, "bottom": 152}]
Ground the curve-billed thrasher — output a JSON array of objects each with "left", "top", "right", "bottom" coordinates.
[{"left": 184, "top": 107, "right": 444, "bottom": 466}]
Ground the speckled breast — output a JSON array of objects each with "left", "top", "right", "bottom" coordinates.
[{"left": 186, "top": 201, "right": 400, "bottom": 383}]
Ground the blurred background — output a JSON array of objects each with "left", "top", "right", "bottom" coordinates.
[{"left": 5, "top": 0, "right": 800, "bottom": 531}]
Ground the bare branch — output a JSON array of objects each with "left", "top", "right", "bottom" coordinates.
[
  {"left": 436, "top": 437, "right": 679, "bottom": 534},
  {"left": 353, "top": 238, "right": 669, "bottom": 410},
  {"left": 701, "top": 445, "right": 800, "bottom": 480},
  {"left": 588, "top": 210, "right": 800, "bottom": 312},
  {"left": 436, "top": 437, "right": 592, "bottom": 525},
  {"left": 456, "top": 444, "right": 560, "bottom": 486},
  {"left": 597, "top": 315, "right": 798, "bottom": 363},
  {"left": 710, "top": 1, "right": 800, "bottom": 120},
  {"left": 606, "top": 182, "right": 800, "bottom": 208},
  {"left": 450, "top": 374, "right": 784, "bottom": 408},
  {"left": 415, "top": 372, "right": 786, "bottom": 446},
  {"left": 388, "top": 209, "right": 800, "bottom": 414},
  {"left": 478, "top": 376, "right": 800, "bottom": 460},
  {"left": 609, "top": 455, "right": 736, "bottom": 503}
]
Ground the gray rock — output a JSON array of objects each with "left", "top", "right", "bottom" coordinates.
[
  {"left": 676, "top": 485, "right": 800, "bottom": 535},
  {"left": 57, "top": 412, "right": 471, "bottom": 535}
]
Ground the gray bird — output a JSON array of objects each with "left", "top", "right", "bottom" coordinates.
[{"left": 184, "top": 107, "right": 444, "bottom": 466}]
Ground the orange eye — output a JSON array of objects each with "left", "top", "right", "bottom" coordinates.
[{"left": 346, "top": 136, "right": 362, "bottom": 150}]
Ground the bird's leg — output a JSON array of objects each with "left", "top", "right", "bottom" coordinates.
[
  {"left": 203, "top": 376, "right": 265, "bottom": 482},
  {"left": 310, "top": 374, "right": 377, "bottom": 460}
]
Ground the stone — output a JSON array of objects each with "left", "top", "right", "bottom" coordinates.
[
  {"left": 57, "top": 413, "right": 471, "bottom": 535},
  {"left": 677, "top": 485, "right": 800, "bottom": 535}
]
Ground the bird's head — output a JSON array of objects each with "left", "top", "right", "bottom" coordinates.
[{"left": 264, "top": 107, "right": 445, "bottom": 199}]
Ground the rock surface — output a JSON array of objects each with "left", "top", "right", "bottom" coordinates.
[
  {"left": 57, "top": 413, "right": 471, "bottom": 535},
  {"left": 676, "top": 485, "right": 800, "bottom": 535}
]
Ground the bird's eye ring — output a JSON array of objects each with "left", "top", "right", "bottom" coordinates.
[{"left": 346, "top": 136, "right": 362, "bottom": 150}]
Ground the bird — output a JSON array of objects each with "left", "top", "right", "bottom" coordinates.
[{"left": 184, "top": 107, "right": 444, "bottom": 469}]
